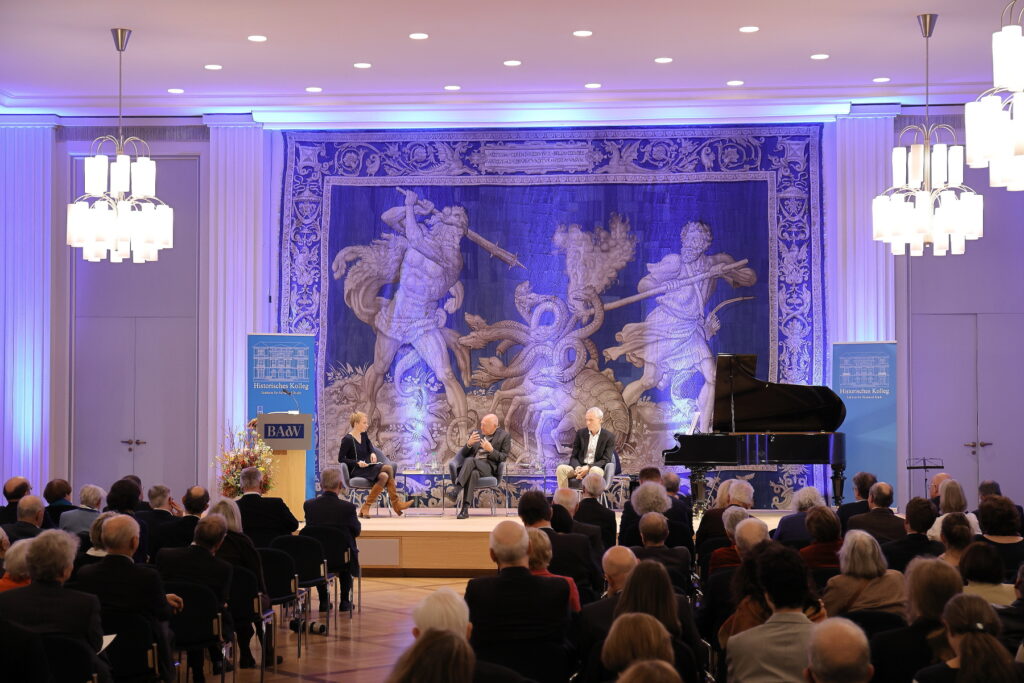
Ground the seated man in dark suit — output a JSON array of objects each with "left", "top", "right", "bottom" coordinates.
[
  {"left": 1, "top": 495, "right": 45, "bottom": 544},
  {"left": 518, "top": 489, "right": 603, "bottom": 604},
  {"left": 848, "top": 482, "right": 907, "bottom": 545},
  {"left": 552, "top": 486, "right": 604, "bottom": 559},
  {"left": 303, "top": 467, "right": 361, "bottom": 611},
  {"left": 157, "top": 514, "right": 234, "bottom": 681},
  {"left": 464, "top": 520, "right": 571, "bottom": 683},
  {"left": 135, "top": 484, "right": 179, "bottom": 534},
  {"left": 882, "top": 497, "right": 945, "bottom": 572},
  {"left": 42, "top": 478, "right": 79, "bottom": 526},
  {"left": 120, "top": 474, "right": 153, "bottom": 511},
  {"left": 236, "top": 466, "right": 298, "bottom": 546},
  {"left": 574, "top": 471, "right": 617, "bottom": 550},
  {"left": 631, "top": 512, "right": 691, "bottom": 586},
  {"left": 578, "top": 546, "right": 639, "bottom": 667},
  {"left": 555, "top": 407, "right": 615, "bottom": 490},
  {"left": 150, "top": 485, "right": 208, "bottom": 557},
  {"left": 618, "top": 467, "right": 664, "bottom": 547},
  {"left": 0, "top": 529, "right": 109, "bottom": 680},
  {"left": 72, "top": 514, "right": 181, "bottom": 682},
  {"left": 662, "top": 471, "right": 695, "bottom": 552},
  {"left": 0, "top": 477, "right": 34, "bottom": 525},
  {"left": 837, "top": 471, "right": 876, "bottom": 533}
]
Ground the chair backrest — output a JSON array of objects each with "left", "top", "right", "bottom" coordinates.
[
  {"left": 41, "top": 634, "right": 96, "bottom": 683},
  {"left": 372, "top": 447, "right": 391, "bottom": 466},
  {"left": 227, "top": 565, "right": 261, "bottom": 621},
  {"left": 299, "top": 525, "right": 353, "bottom": 574},
  {"left": 256, "top": 547, "right": 298, "bottom": 601},
  {"left": 162, "top": 581, "right": 223, "bottom": 648},
  {"left": 270, "top": 535, "right": 326, "bottom": 583},
  {"left": 843, "top": 610, "right": 907, "bottom": 639},
  {"left": 100, "top": 611, "right": 158, "bottom": 680},
  {"left": 77, "top": 530, "right": 92, "bottom": 552}
]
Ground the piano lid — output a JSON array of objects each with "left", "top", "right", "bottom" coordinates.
[{"left": 711, "top": 354, "right": 846, "bottom": 433}]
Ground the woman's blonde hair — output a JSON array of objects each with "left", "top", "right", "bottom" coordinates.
[
  {"left": 939, "top": 479, "right": 968, "bottom": 514},
  {"left": 713, "top": 479, "right": 735, "bottom": 509},
  {"left": 601, "top": 613, "right": 674, "bottom": 673},
  {"left": 350, "top": 412, "right": 367, "bottom": 429},
  {"left": 210, "top": 498, "right": 243, "bottom": 534},
  {"left": 526, "top": 527, "right": 553, "bottom": 571}
]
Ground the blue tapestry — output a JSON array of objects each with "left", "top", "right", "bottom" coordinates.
[{"left": 279, "top": 126, "right": 828, "bottom": 508}]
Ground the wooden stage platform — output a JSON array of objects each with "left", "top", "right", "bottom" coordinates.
[{"left": 356, "top": 508, "right": 789, "bottom": 576}]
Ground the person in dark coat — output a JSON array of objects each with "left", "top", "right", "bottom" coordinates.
[
  {"left": 837, "top": 471, "right": 876, "bottom": 533},
  {"left": 104, "top": 479, "right": 150, "bottom": 561},
  {"left": 574, "top": 471, "right": 617, "bottom": 550},
  {"left": 303, "top": 467, "right": 362, "bottom": 612},
  {"left": 234, "top": 470, "right": 299, "bottom": 547},
  {"left": 0, "top": 495, "right": 45, "bottom": 544},
  {"left": 150, "top": 485, "right": 208, "bottom": 557},
  {"left": 848, "top": 482, "right": 907, "bottom": 545},
  {"left": 555, "top": 407, "right": 615, "bottom": 490},
  {"left": 882, "top": 497, "right": 945, "bottom": 572},
  {"left": 449, "top": 414, "right": 511, "bottom": 520},
  {"left": 619, "top": 467, "right": 667, "bottom": 548},
  {"left": 518, "top": 490, "right": 602, "bottom": 604},
  {"left": 42, "top": 478, "right": 79, "bottom": 526}
]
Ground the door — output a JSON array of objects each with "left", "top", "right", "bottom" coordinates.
[{"left": 977, "top": 314, "right": 1024, "bottom": 504}]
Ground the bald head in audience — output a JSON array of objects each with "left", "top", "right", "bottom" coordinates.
[
  {"left": 734, "top": 517, "right": 769, "bottom": 558},
  {"left": 17, "top": 495, "right": 45, "bottom": 528},
  {"left": 639, "top": 512, "right": 669, "bottom": 548},
  {"left": 928, "top": 473, "right": 951, "bottom": 500},
  {"left": 602, "top": 545, "right": 638, "bottom": 594},
  {"left": 867, "top": 482, "right": 894, "bottom": 510},
  {"left": 102, "top": 514, "right": 140, "bottom": 557},
  {"left": 489, "top": 520, "right": 530, "bottom": 568},
  {"left": 3, "top": 477, "right": 30, "bottom": 504},
  {"left": 804, "top": 617, "right": 873, "bottom": 683}
]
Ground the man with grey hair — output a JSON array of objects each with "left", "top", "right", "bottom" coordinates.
[
  {"left": 697, "top": 478, "right": 754, "bottom": 549},
  {"left": 1, "top": 495, "right": 45, "bottom": 544},
  {"left": 451, "top": 413, "right": 512, "bottom": 519},
  {"left": 235, "top": 468, "right": 298, "bottom": 546},
  {"left": 804, "top": 617, "right": 873, "bottom": 683},
  {"left": 556, "top": 406, "right": 615, "bottom": 489},
  {"left": 575, "top": 471, "right": 616, "bottom": 550},
  {"left": 632, "top": 512, "right": 691, "bottom": 582},
  {"left": 59, "top": 484, "right": 105, "bottom": 534},
  {"left": 551, "top": 486, "right": 605, "bottom": 561},
  {"left": 848, "top": 482, "right": 906, "bottom": 544},
  {"left": 465, "top": 520, "right": 571, "bottom": 681},
  {"left": 705, "top": 505, "right": 750, "bottom": 575},
  {"left": 774, "top": 486, "right": 826, "bottom": 547},
  {"left": 0, "top": 529, "right": 108, "bottom": 676},
  {"left": 304, "top": 467, "right": 360, "bottom": 612}
]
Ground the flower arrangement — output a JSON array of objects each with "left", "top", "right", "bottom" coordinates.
[{"left": 217, "top": 427, "right": 275, "bottom": 498}]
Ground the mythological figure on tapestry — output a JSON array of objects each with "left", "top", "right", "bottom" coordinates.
[{"left": 604, "top": 220, "right": 756, "bottom": 433}]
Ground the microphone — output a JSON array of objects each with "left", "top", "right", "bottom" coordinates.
[{"left": 281, "top": 389, "right": 300, "bottom": 413}]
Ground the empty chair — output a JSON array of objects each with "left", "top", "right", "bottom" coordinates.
[
  {"left": 163, "top": 581, "right": 234, "bottom": 682},
  {"left": 257, "top": 547, "right": 308, "bottom": 663},
  {"left": 843, "top": 609, "right": 907, "bottom": 640},
  {"left": 269, "top": 535, "right": 334, "bottom": 633},
  {"left": 101, "top": 612, "right": 161, "bottom": 683},
  {"left": 41, "top": 634, "right": 100, "bottom": 683},
  {"left": 299, "top": 525, "right": 358, "bottom": 617},
  {"left": 227, "top": 566, "right": 274, "bottom": 680}
]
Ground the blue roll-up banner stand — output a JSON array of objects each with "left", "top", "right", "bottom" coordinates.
[
  {"left": 831, "top": 342, "right": 898, "bottom": 501},
  {"left": 247, "top": 334, "right": 317, "bottom": 499}
]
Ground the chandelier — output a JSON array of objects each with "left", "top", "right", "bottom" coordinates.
[
  {"left": 66, "top": 28, "right": 173, "bottom": 263},
  {"left": 964, "top": 1, "right": 1024, "bottom": 189},
  {"left": 872, "top": 14, "right": 985, "bottom": 256}
]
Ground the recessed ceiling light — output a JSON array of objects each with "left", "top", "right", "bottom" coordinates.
[
  {"left": 247, "top": 35, "right": 267, "bottom": 42},
  {"left": 810, "top": 53, "right": 830, "bottom": 60},
  {"left": 584, "top": 82, "right": 602, "bottom": 89},
  {"left": 503, "top": 60, "right": 522, "bottom": 67},
  {"left": 573, "top": 30, "right": 593, "bottom": 37},
  {"left": 204, "top": 64, "right": 223, "bottom": 70},
  {"left": 443, "top": 84, "right": 461, "bottom": 91},
  {"left": 873, "top": 76, "right": 891, "bottom": 83},
  {"left": 654, "top": 57, "right": 673, "bottom": 64},
  {"left": 409, "top": 32, "right": 429, "bottom": 40},
  {"left": 167, "top": 88, "right": 185, "bottom": 94},
  {"left": 726, "top": 80, "right": 745, "bottom": 86},
  {"left": 305, "top": 86, "right": 322, "bottom": 93},
  {"left": 739, "top": 26, "right": 760, "bottom": 33},
  {"left": 353, "top": 62, "right": 372, "bottom": 69}
]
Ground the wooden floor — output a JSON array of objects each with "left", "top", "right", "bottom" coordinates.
[{"left": 233, "top": 577, "right": 470, "bottom": 682}]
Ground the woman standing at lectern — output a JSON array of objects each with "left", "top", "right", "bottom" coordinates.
[{"left": 338, "top": 412, "right": 412, "bottom": 518}]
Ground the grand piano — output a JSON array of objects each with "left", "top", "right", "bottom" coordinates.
[{"left": 663, "top": 354, "right": 847, "bottom": 510}]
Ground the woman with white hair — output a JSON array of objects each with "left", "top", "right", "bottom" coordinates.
[
  {"left": 822, "top": 530, "right": 906, "bottom": 617},
  {"left": 773, "top": 486, "right": 826, "bottom": 547},
  {"left": 0, "top": 536, "right": 31, "bottom": 592},
  {"left": 926, "top": 479, "right": 981, "bottom": 541}
]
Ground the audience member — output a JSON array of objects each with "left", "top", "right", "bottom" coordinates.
[
  {"left": 961, "top": 542, "right": 1016, "bottom": 606},
  {"left": 847, "top": 482, "right": 906, "bottom": 544},
  {"left": 0, "top": 477, "right": 34, "bottom": 525},
  {"left": 0, "top": 615, "right": 49, "bottom": 683},
  {"left": 600, "top": 614, "right": 675, "bottom": 681},
  {"left": 975, "top": 495, "right": 1024, "bottom": 582},
  {"left": 995, "top": 564, "right": 1024, "bottom": 656},
  {"left": 927, "top": 472, "right": 951, "bottom": 511},
  {"left": 136, "top": 485, "right": 178, "bottom": 533},
  {"left": 578, "top": 546, "right": 639, "bottom": 668},
  {"left": 552, "top": 486, "right": 605, "bottom": 562},
  {"left": 518, "top": 489, "right": 601, "bottom": 603},
  {"left": 151, "top": 485, "right": 209, "bottom": 556},
  {"left": 711, "top": 518, "right": 778, "bottom": 649},
  {"left": 464, "top": 520, "right": 570, "bottom": 683},
  {"left": 914, "top": 593, "right": 1024, "bottom": 682},
  {"left": 0, "top": 529, "right": 108, "bottom": 678},
  {"left": 707, "top": 505, "right": 748, "bottom": 575},
  {"left": 0, "top": 537, "right": 31, "bottom": 592},
  {"left": 574, "top": 471, "right": 617, "bottom": 550},
  {"left": 927, "top": 479, "right": 981, "bottom": 541},
  {"left": 660, "top": 471, "right": 695, "bottom": 553},
  {"left": 104, "top": 479, "right": 149, "bottom": 561},
  {"left": 620, "top": 475, "right": 671, "bottom": 547},
  {"left": 883, "top": 497, "right": 944, "bottom": 572},
  {"left": 616, "top": 659, "right": 682, "bottom": 683},
  {"left": 74, "top": 511, "right": 117, "bottom": 574},
  {"left": 41, "top": 478, "right": 77, "bottom": 525},
  {"left": 870, "top": 557, "right": 962, "bottom": 683},
  {"left": 975, "top": 481, "right": 1024, "bottom": 534},
  {"left": 1, "top": 495, "right": 45, "bottom": 543},
  {"left": 712, "top": 479, "right": 735, "bottom": 510},
  {"left": 59, "top": 484, "right": 104, "bottom": 534},
  {"left": 696, "top": 479, "right": 753, "bottom": 549},
  {"left": 121, "top": 475, "right": 151, "bottom": 510},
  {"left": 387, "top": 628, "right": 475, "bottom": 683},
  {"left": 526, "top": 527, "right": 581, "bottom": 612},
  {"left": 631, "top": 512, "right": 691, "bottom": 586},
  {"left": 235, "top": 467, "right": 299, "bottom": 547},
  {"left": 800, "top": 506, "right": 842, "bottom": 569},
  {"left": 662, "top": 471, "right": 691, "bottom": 513},
  {"left": 727, "top": 544, "right": 817, "bottom": 683},
  {"left": 837, "top": 471, "right": 876, "bottom": 533},
  {"left": 823, "top": 530, "right": 905, "bottom": 617},
  {"left": 304, "top": 467, "right": 361, "bottom": 612},
  {"left": 411, "top": 588, "right": 527, "bottom": 682},
  {"left": 939, "top": 512, "right": 974, "bottom": 568},
  {"left": 773, "top": 486, "right": 825, "bottom": 547},
  {"left": 0, "top": 525, "right": 7, "bottom": 565},
  {"left": 805, "top": 617, "right": 873, "bottom": 683}
]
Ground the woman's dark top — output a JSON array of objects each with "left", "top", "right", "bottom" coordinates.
[
  {"left": 338, "top": 432, "right": 384, "bottom": 480},
  {"left": 915, "top": 661, "right": 1024, "bottom": 682},
  {"left": 976, "top": 534, "right": 1024, "bottom": 582}
]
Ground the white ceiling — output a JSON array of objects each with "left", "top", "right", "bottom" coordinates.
[{"left": 0, "top": 0, "right": 1002, "bottom": 121}]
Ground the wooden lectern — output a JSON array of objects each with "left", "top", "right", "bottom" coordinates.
[{"left": 253, "top": 412, "right": 312, "bottom": 521}]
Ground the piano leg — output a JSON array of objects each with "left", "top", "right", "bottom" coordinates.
[
  {"left": 689, "top": 466, "right": 712, "bottom": 514},
  {"left": 830, "top": 465, "right": 846, "bottom": 507}
]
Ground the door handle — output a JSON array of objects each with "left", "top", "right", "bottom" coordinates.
[
  {"left": 964, "top": 442, "right": 978, "bottom": 448},
  {"left": 134, "top": 440, "right": 147, "bottom": 445},
  {"left": 120, "top": 440, "right": 133, "bottom": 445},
  {"left": 979, "top": 441, "right": 993, "bottom": 447}
]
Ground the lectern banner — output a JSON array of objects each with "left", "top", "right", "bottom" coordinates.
[
  {"left": 831, "top": 342, "right": 898, "bottom": 499},
  {"left": 247, "top": 334, "right": 317, "bottom": 497}
]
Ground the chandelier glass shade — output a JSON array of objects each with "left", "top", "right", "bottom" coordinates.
[
  {"left": 66, "top": 29, "right": 173, "bottom": 263},
  {"left": 872, "top": 14, "right": 985, "bottom": 256}
]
